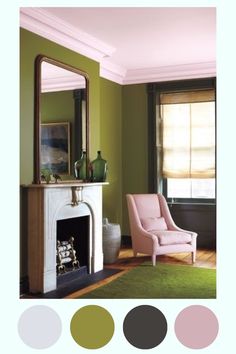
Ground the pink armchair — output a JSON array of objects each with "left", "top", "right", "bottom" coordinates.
[{"left": 126, "top": 194, "right": 197, "bottom": 266}]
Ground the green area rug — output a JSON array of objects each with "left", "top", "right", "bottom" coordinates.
[{"left": 79, "top": 262, "right": 216, "bottom": 299}]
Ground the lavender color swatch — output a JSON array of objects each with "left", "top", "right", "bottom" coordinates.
[{"left": 18, "top": 305, "right": 62, "bottom": 349}]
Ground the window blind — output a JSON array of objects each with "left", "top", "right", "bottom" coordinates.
[
  {"left": 160, "top": 89, "right": 215, "bottom": 104},
  {"left": 161, "top": 90, "right": 215, "bottom": 179}
]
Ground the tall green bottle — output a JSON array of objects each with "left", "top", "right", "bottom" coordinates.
[
  {"left": 74, "top": 151, "right": 87, "bottom": 181},
  {"left": 91, "top": 151, "right": 107, "bottom": 182}
]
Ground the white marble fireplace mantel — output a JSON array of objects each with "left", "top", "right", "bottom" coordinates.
[{"left": 26, "top": 182, "right": 108, "bottom": 294}]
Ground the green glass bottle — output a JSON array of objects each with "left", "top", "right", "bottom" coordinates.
[
  {"left": 74, "top": 151, "right": 87, "bottom": 181},
  {"left": 91, "top": 151, "right": 107, "bottom": 182}
]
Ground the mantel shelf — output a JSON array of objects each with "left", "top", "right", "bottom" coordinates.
[{"left": 22, "top": 181, "right": 109, "bottom": 188}]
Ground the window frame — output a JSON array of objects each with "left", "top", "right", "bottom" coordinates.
[{"left": 147, "top": 77, "right": 216, "bottom": 204}]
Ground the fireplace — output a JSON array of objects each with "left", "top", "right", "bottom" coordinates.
[
  {"left": 27, "top": 183, "right": 106, "bottom": 293},
  {"left": 56, "top": 216, "right": 89, "bottom": 282}
]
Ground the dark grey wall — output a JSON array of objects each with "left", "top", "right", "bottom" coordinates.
[{"left": 168, "top": 203, "right": 216, "bottom": 249}]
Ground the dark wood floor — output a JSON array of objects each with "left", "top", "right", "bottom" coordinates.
[{"left": 65, "top": 246, "right": 216, "bottom": 299}]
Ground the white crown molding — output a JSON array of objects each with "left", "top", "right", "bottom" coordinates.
[
  {"left": 100, "top": 60, "right": 127, "bottom": 85},
  {"left": 20, "top": 7, "right": 116, "bottom": 62},
  {"left": 20, "top": 8, "right": 216, "bottom": 85},
  {"left": 123, "top": 62, "right": 216, "bottom": 85}
]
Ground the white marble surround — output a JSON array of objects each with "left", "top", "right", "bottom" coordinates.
[{"left": 27, "top": 182, "right": 107, "bottom": 293}]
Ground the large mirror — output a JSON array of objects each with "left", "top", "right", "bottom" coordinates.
[{"left": 34, "top": 55, "right": 89, "bottom": 184}]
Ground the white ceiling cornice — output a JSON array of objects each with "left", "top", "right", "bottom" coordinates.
[
  {"left": 20, "top": 8, "right": 216, "bottom": 85},
  {"left": 123, "top": 62, "right": 216, "bottom": 85},
  {"left": 20, "top": 7, "right": 116, "bottom": 62},
  {"left": 100, "top": 60, "right": 127, "bottom": 85}
]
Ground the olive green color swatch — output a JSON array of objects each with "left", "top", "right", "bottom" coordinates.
[{"left": 70, "top": 305, "right": 114, "bottom": 349}]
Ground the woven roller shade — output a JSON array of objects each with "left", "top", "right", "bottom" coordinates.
[{"left": 160, "top": 89, "right": 215, "bottom": 105}]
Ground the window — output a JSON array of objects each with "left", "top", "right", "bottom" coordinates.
[
  {"left": 167, "top": 178, "right": 215, "bottom": 199},
  {"left": 148, "top": 78, "right": 216, "bottom": 203}
]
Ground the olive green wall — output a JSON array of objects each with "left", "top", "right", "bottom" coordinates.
[
  {"left": 99, "top": 81, "right": 148, "bottom": 233},
  {"left": 122, "top": 84, "right": 149, "bottom": 234},
  {"left": 100, "top": 78, "right": 122, "bottom": 225},
  {"left": 41, "top": 91, "right": 74, "bottom": 124}
]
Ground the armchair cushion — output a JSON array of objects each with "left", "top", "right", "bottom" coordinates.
[
  {"left": 152, "top": 231, "right": 192, "bottom": 246},
  {"left": 141, "top": 216, "right": 168, "bottom": 232}
]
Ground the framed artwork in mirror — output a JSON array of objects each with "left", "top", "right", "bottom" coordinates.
[{"left": 40, "top": 122, "right": 70, "bottom": 175}]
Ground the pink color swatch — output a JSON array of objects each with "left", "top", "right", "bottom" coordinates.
[{"left": 175, "top": 305, "right": 219, "bottom": 349}]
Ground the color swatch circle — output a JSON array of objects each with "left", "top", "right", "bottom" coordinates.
[
  {"left": 70, "top": 305, "right": 114, "bottom": 349},
  {"left": 175, "top": 305, "right": 219, "bottom": 349},
  {"left": 18, "top": 305, "right": 62, "bottom": 349},
  {"left": 123, "top": 305, "right": 167, "bottom": 349}
]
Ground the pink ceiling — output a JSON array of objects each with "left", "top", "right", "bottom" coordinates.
[{"left": 43, "top": 7, "right": 216, "bottom": 70}]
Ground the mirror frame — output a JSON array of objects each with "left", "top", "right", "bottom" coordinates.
[{"left": 34, "top": 55, "right": 89, "bottom": 184}]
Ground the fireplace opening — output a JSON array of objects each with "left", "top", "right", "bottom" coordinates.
[{"left": 56, "top": 215, "right": 90, "bottom": 287}]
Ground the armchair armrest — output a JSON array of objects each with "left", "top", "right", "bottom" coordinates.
[
  {"left": 132, "top": 225, "right": 160, "bottom": 254},
  {"left": 170, "top": 224, "right": 197, "bottom": 238},
  {"left": 135, "top": 224, "right": 160, "bottom": 244}
]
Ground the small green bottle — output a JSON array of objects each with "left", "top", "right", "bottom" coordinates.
[
  {"left": 74, "top": 151, "right": 87, "bottom": 181},
  {"left": 91, "top": 151, "right": 107, "bottom": 182}
]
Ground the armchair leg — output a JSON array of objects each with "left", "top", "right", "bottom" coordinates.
[
  {"left": 152, "top": 254, "right": 156, "bottom": 266},
  {"left": 191, "top": 251, "right": 196, "bottom": 264},
  {"left": 133, "top": 250, "right": 137, "bottom": 257}
]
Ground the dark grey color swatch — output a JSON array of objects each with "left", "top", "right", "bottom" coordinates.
[{"left": 123, "top": 305, "right": 167, "bottom": 349}]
